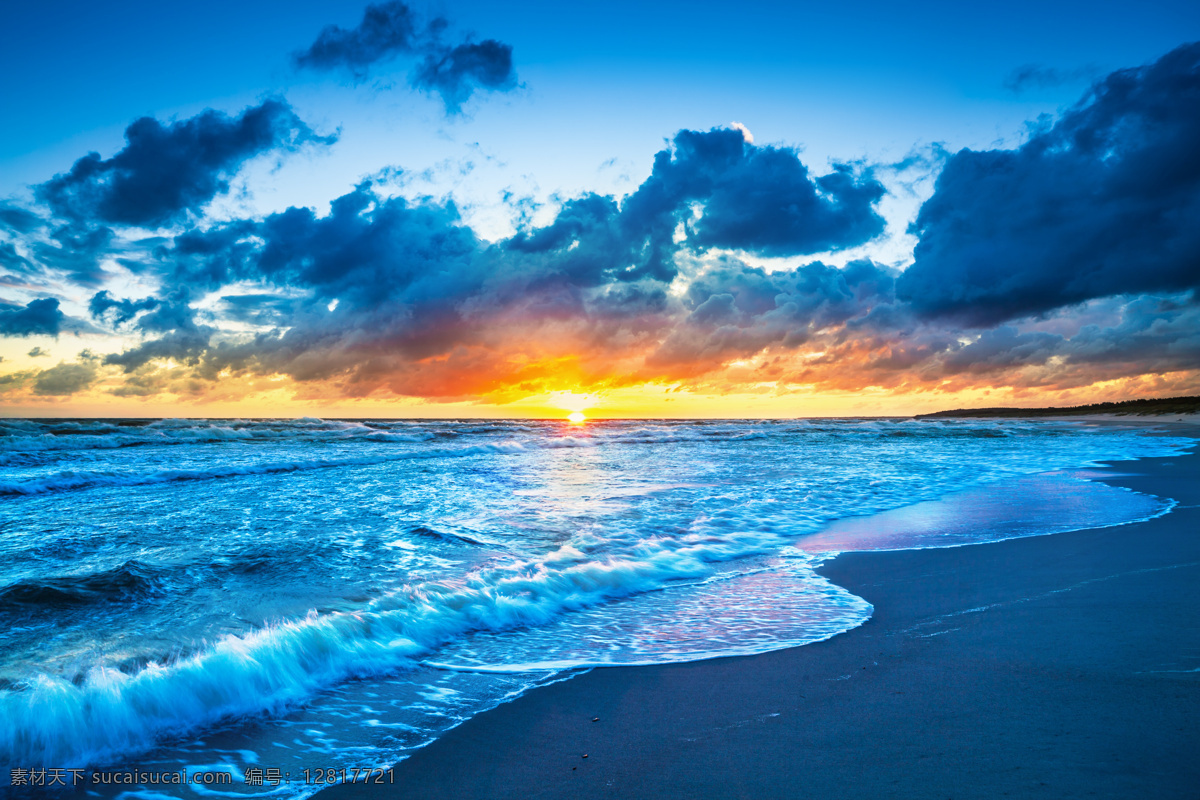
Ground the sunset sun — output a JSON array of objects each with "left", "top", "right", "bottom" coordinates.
[{"left": 567, "top": 412, "right": 587, "bottom": 424}]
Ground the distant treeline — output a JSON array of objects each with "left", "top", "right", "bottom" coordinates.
[{"left": 917, "top": 396, "right": 1200, "bottom": 419}]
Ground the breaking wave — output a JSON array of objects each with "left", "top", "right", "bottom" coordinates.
[{"left": 0, "top": 523, "right": 841, "bottom": 765}]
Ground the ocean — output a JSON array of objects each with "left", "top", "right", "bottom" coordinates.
[{"left": 0, "top": 417, "right": 1191, "bottom": 796}]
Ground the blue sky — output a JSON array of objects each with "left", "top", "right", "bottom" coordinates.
[
  {"left": 5, "top": 0, "right": 1195, "bottom": 202},
  {"left": 1, "top": 1, "right": 1198, "bottom": 416}
]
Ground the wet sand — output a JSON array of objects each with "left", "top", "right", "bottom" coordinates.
[{"left": 327, "top": 427, "right": 1200, "bottom": 799}]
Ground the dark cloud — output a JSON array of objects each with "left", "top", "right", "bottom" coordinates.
[
  {"left": 27, "top": 347, "right": 49, "bottom": 357},
  {"left": 0, "top": 370, "right": 30, "bottom": 392},
  {"left": 623, "top": 129, "right": 884, "bottom": 272},
  {"left": 509, "top": 128, "right": 886, "bottom": 284},
  {"left": 36, "top": 100, "right": 334, "bottom": 229},
  {"left": 109, "top": 367, "right": 174, "bottom": 398},
  {"left": 89, "top": 290, "right": 161, "bottom": 326},
  {"left": 167, "top": 220, "right": 261, "bottom": 288},
  {"left": 1003, "top": 63, "right": 1099, "bottom": 93},
  {"left": 938, "top": 326, "right": 1063, "bottom": 375},
  {"left": 505, "top": 193, "right": 633, "bottom": 284},
  {"left": 294, "top": 2, "right": 518, "bottom": 112},
  {"left": 31, "top": 225, "right": 114, "bottom": 285},
  {"left": 294, "top": 1, "right": 421, "bottom": 76},
  {"left": 0, "top": 298, "right": 63, "bottom": 337},
  {"left": 1059, "top": 295, "right": 1200, "bottom": 373},
  {"left": 32, "top": 361, "right": 98, "bottom": 396},
  {"left": 104, "top": 328, "right": 215, "bottom": 373},
  {"left": 0, "top": 202, "right": 44, "bottom": 234},
  {"left": 0, "top": 242, "right": 33, "bottom": 274},
  {"left": 412, "top": 40, "right": 516, "bottom": 113},
  {"left": 172, "top": 184, "right": 485, "bottom": 324},
  {"left": 100, "top": 290, "right": 216, "bottom": 372},
  {"left": 162, "top": 187, "right": 497, "bottom": 385},
  {"left": 646, "top": 258, "right": 895, "bottom": 373},
  {"left": 900, "top": 42, "right": 1200, "bottom": 326}
]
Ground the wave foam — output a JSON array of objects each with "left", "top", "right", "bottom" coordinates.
[{"left": 0, "top": 521, "right": 797, "bottom": 766}]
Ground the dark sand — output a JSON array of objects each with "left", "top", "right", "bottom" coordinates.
[{"left": 328, "top": 431, "right": 1200, "bottom": 800}]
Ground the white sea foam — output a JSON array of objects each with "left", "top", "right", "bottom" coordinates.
[{"left": 0, "top": 517, "right": 819, "bottom": 766}]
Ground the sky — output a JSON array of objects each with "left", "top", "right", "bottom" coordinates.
[{"left": 0, "top": 0, "right": 1198, "bottom": 418}]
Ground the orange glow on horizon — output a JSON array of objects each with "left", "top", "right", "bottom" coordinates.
[{"left": 1, "top": 355, "right": 1196, "bottom": 419}]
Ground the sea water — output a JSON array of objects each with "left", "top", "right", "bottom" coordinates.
[{"left": 0, "top": 417, "right": 1191, "bottom": 795}]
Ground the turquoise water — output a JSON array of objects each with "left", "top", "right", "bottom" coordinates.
[{"left": 0, "top": 417, "right": 1189, "bottom": 795}]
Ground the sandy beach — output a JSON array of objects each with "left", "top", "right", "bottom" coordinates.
[{"left": 326, "top": 424, "right": 1200, "bottom": 800}]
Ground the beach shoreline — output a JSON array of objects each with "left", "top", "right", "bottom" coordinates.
[{"left": 325, "top": 421, "right": 1200, "bottom": 799}]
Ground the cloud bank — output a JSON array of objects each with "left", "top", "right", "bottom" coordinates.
[
  {"left": 2, "top": 42, "right": 1198, "bottom": 408},
  {"left": 901, "top": 42, "right": 1200, "bottom": 326}
]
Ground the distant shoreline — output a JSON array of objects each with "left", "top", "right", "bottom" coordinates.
[{"left": 916, "top": 395, "right": 1200, "bottom": 418}]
